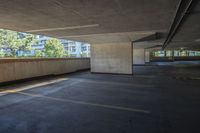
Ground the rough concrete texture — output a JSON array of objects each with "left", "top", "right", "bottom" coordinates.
[
  {"left": 0, "top": 63, "right": 200, "bottom": 133},
  {"left": 133, "top": 48, "right": 145, "bottom": 65},
  {"left": 91, "top": 42, "right": 132, "bottom": 74},
  {"left": 0, "top": 58, "right": 90, "bottom": 83},
  {"left": 145, "top": 50, "right": 150, "bottom": 63},
  {"left": 0, "top": 0, "right": 182, "bottom": 47},
  {"left": 0, "top": 0, "right": 199, "bottom": 49}
]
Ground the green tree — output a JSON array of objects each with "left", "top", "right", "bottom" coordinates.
[
  {"left": 20, "top": 34, "right": 37, "bottom": 53},
  {"left": 0, "top": 29, "right": 36, "bottom": 57},
  {"left": 80, "top": 52, "right": 88, "bottom": 57},
  {"left": 44, "top": 38, "right": 66, "bottom": 58},
  {"left": 34, "top": 50, "right": 44, "bottom": 57},
  {"left": 0, "top": 50, "right": 5, "bottom": 57}
]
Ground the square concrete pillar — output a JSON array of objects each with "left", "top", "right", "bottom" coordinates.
[
  {"left": 133, "top": 49, "right": 145, "bottom": 65},
  {"left": 91, "top": 42, "right": 133, "bottom": 74},
  {"left": 145, "top": 50, "right": 150, "bottom": 63}
]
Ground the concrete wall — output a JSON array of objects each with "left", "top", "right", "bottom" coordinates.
[
  {"left": 133, "top": 49, "right": 145, "bottom": 65},
  {"left": 0, "top": 58, "right": 90, "bottom": 83},
  {"left": 91, "top": 42, "right": 133, "bottom": 74}
]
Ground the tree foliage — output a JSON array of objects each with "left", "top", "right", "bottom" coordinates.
[
  {"left": 34, "top": 50, "right": 44, "bottom": 57},
  {"left": 0, "top": 50, "right": 5, "bottom": 57},
  {"left": 0, "top": 29, "right": 36, "bottom": 57},
  {"left": 0, "top": 29, "right": 70, "bottom": 58},
  {"left": 44, "top": 38, "right": 66, "bottom": 58}
]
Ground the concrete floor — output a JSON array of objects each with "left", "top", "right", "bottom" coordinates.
[{"left": 0, "top": 64, "right": 200, "bottom": 133}]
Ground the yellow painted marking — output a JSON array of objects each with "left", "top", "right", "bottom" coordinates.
[
  {"left": 0, "top": 77, "right": 151, "bottom": 114},
  {"left": 17, "top": 91, "right": 150, "bottom": 114},
  {"left": 0, "top": 78, "right": 68, "bottom": 95},
  {"left": 5, "top": 90, "right": 18, "bottom": 93}
]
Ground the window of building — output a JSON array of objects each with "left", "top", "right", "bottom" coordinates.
[
  {"left": 81, "top": 46, "right": 87, "bottom": 51},
  {"left": 71, "top": 46, "right": 76, "bottom": 52}
]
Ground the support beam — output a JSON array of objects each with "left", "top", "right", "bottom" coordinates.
[
  {"left": 133, "top": 32, "right": 164, "bottom": 43},
  {"left": 91, "top": 42, "right": 133, "bottom": 74},
  {"left": 162, "top": 0, "right": 196, "bottom": 49}
]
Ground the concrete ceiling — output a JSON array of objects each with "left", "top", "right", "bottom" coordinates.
[{"left": 0, "top": 0, "right": 198, "bottom": 50}]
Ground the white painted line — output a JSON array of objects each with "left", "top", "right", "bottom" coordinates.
[{"left": 18, "top": 91, "right": 151, "bottom": 114}]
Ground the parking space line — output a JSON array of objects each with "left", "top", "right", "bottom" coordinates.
[{"left": 16, "top": 91, "right": 151, "bottom": 114}]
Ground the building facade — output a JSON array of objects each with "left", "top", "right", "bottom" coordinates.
[{"left": 33, "top": 35, "right": 90, "bottom": 58}]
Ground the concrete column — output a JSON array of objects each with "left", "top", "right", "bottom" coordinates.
[
  {"left": 133, "top": 49, "right": 145, "bottom": 65},
  {"left": 91, "top": 42, "right": 133, "bottom": 74},
  {"left": 172, "top": 50, "right": 174, "bottom": 60},
  {"left": 145, "top": 50, "right": 150, "bottom": 63}
]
